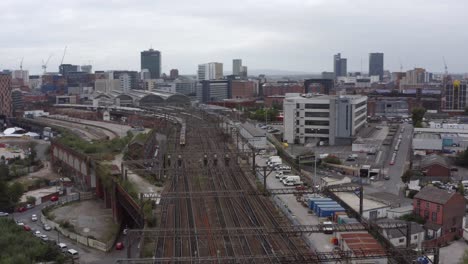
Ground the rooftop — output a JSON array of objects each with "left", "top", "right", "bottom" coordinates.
[
  {"left": 381, "top": 220, "right": 424, "bottom": 238},
  {"left": 334, "top": 192, "right": 389, "bottom": 212},
  {"left": 420, "top": 154, "right": 449, "bottom": 168},
  {"left": 414, "top": 186, "right": 457, "bottom": 205},
  {"left": 340, "top": 232, "right": 384, "bottom": 252},
  {"left": 414, "top": 133, "right": 440, "bottom": 140},
  {"left": 240, "top": 123, "right": 265, "bottom": 138},
  {"left": 366, "top": 192, "right": 413, "bottom": 207}
]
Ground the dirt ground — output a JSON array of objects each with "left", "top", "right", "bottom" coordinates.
[
  {"left": 14, "top": 161, "right": 59, "bottom": 188},
  {"left": 50, "top": 200, "right": 118, "bottom": 243}
]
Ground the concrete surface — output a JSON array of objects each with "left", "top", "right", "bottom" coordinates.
[
  {"left": 50, "top": 200, "right": 117, "bottom": 243},
  {"left": 439, "top": 239, "right": 468, "bottom": 264}
]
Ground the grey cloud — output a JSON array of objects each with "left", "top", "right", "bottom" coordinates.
[{"left": 0, "top": 0, "right": 467, "bottom": 74}]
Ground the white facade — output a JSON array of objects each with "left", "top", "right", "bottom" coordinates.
[
  {"left": 29, "top": 78, "right": 42, "bottom": 90},
  {"left": 11, "top": 70, "right": 29, "bottom": 84},
  {"left": 141, "top": 69, "right": 151, "bottom": 80},
  {"left": 239, "top": 123, "right": 267, "bottom": 150},
  {"left": 198, "top": 62, "right": 223, "bottom": 80},
  {"left": 283, "top": 93, "right": 367, "bottom": 145},
  {"left": 119, "top": 73, "right": 131, "bottom": 92},
  {"left": 95, "top": 79, "right": 120, "bottom": 93}
]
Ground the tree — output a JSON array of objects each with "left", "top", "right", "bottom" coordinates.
[
  {"left": 323, "top": 155, "right": 341, "bottom": 165},
  {"left": 412, "top": 107, "right": 426, "bottom": 128},
  {"left": 7, "top": 182, "right": 24, "bottom": 206},
  {"left": 456, "top": 147, "right": 468, "bottom": 167},
  {"left": 26, "top": 196, "right": 36, "bottom": 205},
  {"left": 401, "top": 169, "right": 414, "bottom": 183},
  {"left": 0, "top": 164, "right": 9, "bottom": 181},
  {"left": 459, "top": 182, "right": 466, "bottom": 195},
  {"left": 27, "top": 141, "right": 38, "bottom": 164}
]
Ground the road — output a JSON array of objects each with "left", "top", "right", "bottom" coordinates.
[
  {"left": 12, "top": 197, "right": 126, "bottom": 264},
  {"left": 371, "top": 123, "right": 413, "bottom": 196}
]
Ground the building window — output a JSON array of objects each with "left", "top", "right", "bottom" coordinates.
[
  {"left": 305, "top": 103, "right": 329, "bottom": 109},
  {"left": 424, "top": 210, "right": 429, "bottom": 219},
  {"left": 304, "top": 120, "right": 329, "bottom": 126},
  {"left": 413, "top": 235, "right": 418, "bottom": 240},
  {"left": 296, "top": 128, "right": 299, "bottom": 133},
  {"left": 398, "top": 238, "right": 404, "bottom": 243},
  {"left": 296, "top": 111, "right": 299, "bottom": 117},
  {"left": 417, "top": 199, "right": 420, "bottom": 207},
  {"left": 426, "top": 202, "right": 429, "bottom": 208},
  {"left": 296, "top": 120, "right": 299, "bottom": 125},
  {"left": 296, "top": 103, "right": 300, "bottom": 109},
  {"left": 436, "top": 205, "right": 440, "bottom": 212},
  {"left": 432, "top": 212, "right": 437, "bottom": 222},
  {"left": 305, "top": 112, "right": 329, "bottom": 118},
  {"left": 305, "top": 128, "right": 329, "bottom": 134}
]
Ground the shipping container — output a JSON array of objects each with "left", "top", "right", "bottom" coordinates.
[
  {"left": 333, "top": 211, "right": 348, "bottom": 223},
  {"left": 318, "top": 207, "right": 346, "bottom": 218},
  {"left": 313, "top": 201, "right": 340, "bottom": 212},
  {"left": 307, "top": 198, "right": 333, "bottom": 209},
  {"left": 317, "top": 205, "right": 344, "bottom": 216}
]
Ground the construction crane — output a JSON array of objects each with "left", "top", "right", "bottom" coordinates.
[
  {"left": 443, "top": 56, "right": 448, "bottom": 75},
  {"left": 19, "top": 57, "right": 24, "bottom": 71},
  {"left": 41, "top": 54, "right": 53, "bottom": 74},
  {"left": 60, "top": 46, "right": 67, "bottom": 65}
]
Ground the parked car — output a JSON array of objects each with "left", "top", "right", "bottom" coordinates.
[
  {"left": 26, "top": 203, "right": 34, "bottom": 209},
  {"left": 50, "top": 196, "right": 59, "bottom": 202},
  {"left": 67, "top": 249, "right": 79, "bottom": 259},
  {"left": 33, "top": 230, "right": 41, "bottom": 237},
  {"left": 0, "top": 212, "right": 9, "bottom": 217},
  {"left": 16, "top": 220, "right": 24, "bottom": 226},
  {"left": 115, "top": 242, "right": 124, "bottom": 250},
  {"left": 57, "top": 243, "right": 68, "bottom": 252},
  {"left": 31, "top": 214, "right": 38, "bottom": 222},
  {"left": 295, "top": 185, "right": 306, "bottom": 191},
  {"left": 40, "top": 234, "right": 48, "bottom": 241},
  {"left": 384, "top": 175, "right": 390, "bottom": 180},
  {"left": 23, "top": 225, "right": 31, "bottom": 231},
  {"left": 43, "top": 224, "right": 52, "bottom": 231},
  {"left": 17, "top": 207, "right": 27, "bottom": 212}
]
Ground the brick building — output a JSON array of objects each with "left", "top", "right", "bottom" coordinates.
[
  {"left": 413, "top": 186, "right": 465, "bottom": 246},
  {"left": 262, "top": 82, "right": 303, "bottom": 97},
  {"left": 0, "top": 73, "right": 13, "bottom": 117},
  {"left": 231, "top": 80, "right": 256, "bottom": 99},
  {"left": 264, "top": 95, "right": 285, "bottom": 107},
  {"left": 420, "top": 154, "right": 451, "bottom": 177}
]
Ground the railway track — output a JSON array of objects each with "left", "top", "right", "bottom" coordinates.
[{"left": 151, "top": 109, "right": 309, "bottom": 263}]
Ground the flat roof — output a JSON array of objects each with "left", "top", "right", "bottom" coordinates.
[
  {"left": 240, "top": 123, "right": 265, "bottom": 137},
  {"left": 414, "top": 133, "right": 440, "bottom": 140},
  {"left": 415, "top": 127, "right": 468, "bottom": 134},
  {"left": 334, "top": 192, "right": 389, "bottom": 212},
  {"left": 340, "top": 232, "right": 384, "bottom": 252}
]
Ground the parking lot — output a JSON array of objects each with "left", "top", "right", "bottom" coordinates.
[{"left": 256, "top": 155, "right": 337, "bottom": 252}]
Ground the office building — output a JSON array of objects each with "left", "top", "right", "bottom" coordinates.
[
  {"left": 111, "top": 71, "right": 139, "bottom": 90},
  {"left": 170, "top": 69, "right": 179, "bottom": 79},
  {"left": 29, "top": 75, "right": 42, "bottom": 90},
  {"left": 233, "top": 59, "right": 242, "bottom": 76},
  {"left": 333, "top": 53, "right": 347, "bottom": 78},
  {"left": 141, "top": 49, "right": 161, "bottom": 79},
  {"left": 119, "top": 74, "right": 131, "bottom": 92},
  {"left": 59, "top": 64, "right": 79, "bottom": 76},
  {"left": 11, "top": 89, "right": 23, "bottom": 114},
  {"left": 80, "top": 65, "right": 92, "bottom": 73},
  {"left": 445, "top": 80, "right": 467, "bottom": 111},
  {"left": 197, "top": 80, "right": 229, "bottom": 103},
  {"left": 369, "top": 53, "right": 384, "bottom": 81},
  {"left": 283, "top": 93, "right": 367, "bottom": 145},
  {"left": 240, "top": 66, "right": 248, "bottom": 79},
  {"left": 140, "top": 69, "right": 151, "bottom": 80},
  {"left": 11, "top": 70, "right": 29, "bottom": 85},
  {"left": 0, "top": 73, "right": 13, "bottom": 117},
  {"left": 304, "top": 79, "right": 334, "bottom": 94},
  {"left": 198, "top": 62, "right": 223, "bottom": 80}
]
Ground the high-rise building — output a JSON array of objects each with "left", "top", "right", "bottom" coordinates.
[
  {"left": 59, "top": 64, "right": 79, "bottom": 76},
  {"left": 140, "top": 49, "right": 161, "bottom": 79},
  {"left": 333, "top": 53, "right": 347, "bottom": 77},
  {"left": 233, "top": 59, "right": 242, "bottom": 76},
  {"left": 80, "top": 65, "right": 92, "bottom": 73},
  {"left": 170, "top": 69, "right": 179, "bottom": 79},
  {"left": 240, "top": 66, "right": 248, "bottom": 79},
  {"left": 119, "top": 74, "right": 131, "bottom": 92},
  {"left": 140, "top": 69, "right": 151, "bottom": 80},
  {"left": 283, "top": 93, "right": 367, "bottom": 145},
  {"left": 369, "top": 53, "right": 384, "bottom": 81},
  {"left": 111, "top": 71, "right": 139, "bottom": 90},
  {"left": 445, "top": 80, "right": 467, "bottom": 111},
  {"left": 197, "top": 62, "right": 223, "bottom": 80},
  {"left": 0, "top": 73, "right": 13, "bottom": 117}
]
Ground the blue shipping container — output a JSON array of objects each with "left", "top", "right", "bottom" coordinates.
[
  {"left": 313, "top": 201, "right": 340, "bottom": 212},
  {"left": 308, "top": 198, "right": 333, "bottom": 209},
  {"left": 317, "top": 204, "right": 344, "bottom": 215},
  {"left": 319, "top": 207, "right": 346, "bottom": 218}
]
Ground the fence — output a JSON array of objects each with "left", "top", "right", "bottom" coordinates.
[{"left": 41, "top": 193, "right": 114, "bottom": 252}]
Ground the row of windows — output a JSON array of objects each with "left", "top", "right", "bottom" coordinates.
[
  {"left": 305, "top": 128, "right": 329, "bottom": 134},
  {"left": 355, "top": 101, "right": 367, "bottom": 109},
  {"left": 354, "top": 115, "right": 366, "bottom": 126},
  {"left": 304, "top": 103, "right": 330, "bottom": 109},
  {"left": 305, "top": 120, "right": 329, "bottom": 126},
  {"left": 304, "top": 112, "right": 329, "bottom": 117},
  {"left": 355, "top": 107, "right": 367, "bottom": 117}
]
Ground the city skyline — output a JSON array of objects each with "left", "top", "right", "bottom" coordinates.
[{"left": 1, "top": 0, "right": 467, "bottom": 74}]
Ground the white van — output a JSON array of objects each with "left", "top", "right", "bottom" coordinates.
[
  {"left": 57, "top": 243, "right": 67, "bottom": 252},
  {"left": 282, "top": 175, "right": 302, "bottom": 186},
  {"left": 67, "top": 249, "right": 79, "bottom": 259}
]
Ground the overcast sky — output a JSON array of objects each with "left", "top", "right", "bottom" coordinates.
[{"left": 1, "top": 0, "right": 467, "bottom": 75}]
